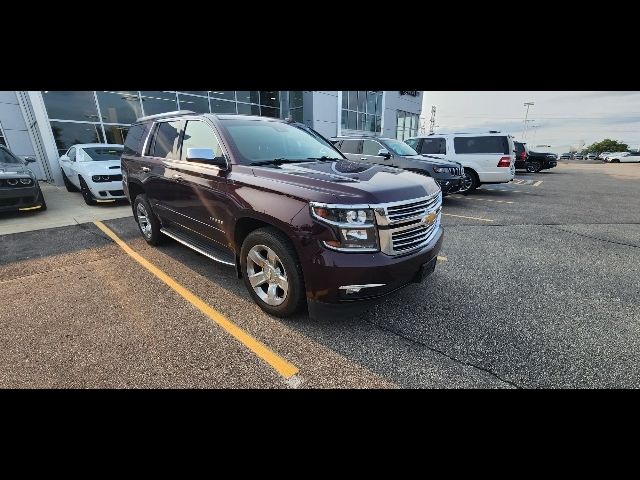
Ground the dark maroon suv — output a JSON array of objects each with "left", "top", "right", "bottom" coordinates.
[{"left": 121, "top": 111, "right": 443, "bottom": 319}]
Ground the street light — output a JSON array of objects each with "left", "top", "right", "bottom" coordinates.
[{"left": 523, "top": 102, "right": 534, "bottom": 140}]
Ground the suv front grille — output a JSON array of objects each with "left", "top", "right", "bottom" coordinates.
[
  {"left": 448, "top": 166, "right": 463, "bottom": 176},
  {"left": 391, "top": 221, "right": 439, "bottom": 253},
  {"left": 375, "top": 193, "right": 442, "bottom": 256},
  {"left": 385, "top": 196, "right": 439, "bottom": 224}
]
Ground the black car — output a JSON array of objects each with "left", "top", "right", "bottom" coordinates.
[
  {"left": 0, "top": 145, "right": 46, "bottom": 213},
  {"left": 514, "top": 141, "right": 557, "bottom": 172},
  {"left": 332, "top": 136, "right": 464, "bottom": 195}
]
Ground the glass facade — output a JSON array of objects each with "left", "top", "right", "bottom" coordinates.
[
  {"left": 289, "top": 91, "right": 304, "bottom": 122},
  {"left": 41, "top": 91, "right": 286, "bottom": 155},
  {"left": 341, "top": 91, "right": 382, "bottom": 133},
  {"left": 0, "top": 122, "right": 6, "bottom": 147},
  {"left": 396, "top": 110, "right": 420, "bottom": 141}
]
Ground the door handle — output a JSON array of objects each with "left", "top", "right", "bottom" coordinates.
[
  {"left": 172, "top": 174, "right": 184, "bottom": 181},
  {"left": 141, "top": 167, "right": 150, "bottom": 173},
  {"left": 361, "top": 158, "right": 368, "bottom": 161}
]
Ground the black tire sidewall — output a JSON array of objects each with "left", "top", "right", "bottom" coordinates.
[
  {"left": 133, "top": 194, "right": 163, "bottom": 245},
  {"left": 79, "top": 177, "right": 96, "bottom": 205},
  {"left": 460, "top": 168, "right": 479, "bottom": 195},
  {"left": 240, "top": 228, "right": 305, "bottom": 318}
]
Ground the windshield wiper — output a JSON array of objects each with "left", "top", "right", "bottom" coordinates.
[
  {"left": 306, "top": 156, "right": 341, "bottom": 161},
  {"left": 250, "top": 158, "right": 314, "bottom": 166}
]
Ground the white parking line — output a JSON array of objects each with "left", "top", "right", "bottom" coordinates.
[
  {"left": 442, "top": 213, "right": 494, "bottom": 222},
  {"left": 533, "top": 180, "right": 543, "bottom": 187},
  {"left": 450, "top": 195, "right": 514, "bottom": 204}
]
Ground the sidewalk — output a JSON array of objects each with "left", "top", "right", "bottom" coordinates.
[{"left": 0, "top": 182, "right": 132, "bottom": 236}]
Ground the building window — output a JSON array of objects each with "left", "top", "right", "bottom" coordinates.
[
  {"left": 341, "top": 91, "right": 381, "bottom": 133},
  {"left": 396, "top": 110, "right": 419, "bottom": 141},
  {"left": 50, "top": 121, "right": 104, "bottom": 155},
  {"left": 0, "top": 121, "right": 7, "bottom": 147},
  {"left": 289, "top": 91, "right": 304, "bottom": 122},
  {"left": 41, "top": 91, "right": 288, "bottom": 156}
]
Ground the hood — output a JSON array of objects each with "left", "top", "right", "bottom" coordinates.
[
  {"left": 0, "top": 162, "right": 34, "bottom": 178},
  {"left": 78, "top": 160, "right": 122, "bottom": 175},
  {"left": 413, "top": 155, "right": 461, "bottom": 167},
  {"left": 248, "top": 159, "right": 440, "bottom": 204}
]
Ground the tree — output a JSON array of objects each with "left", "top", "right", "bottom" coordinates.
[{"left": 584, "top": 139, "right": 628, "bottom": 154}]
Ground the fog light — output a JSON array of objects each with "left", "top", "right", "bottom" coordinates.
[{"left": 341, "top": 229, "right": 368, "bottom": 241}]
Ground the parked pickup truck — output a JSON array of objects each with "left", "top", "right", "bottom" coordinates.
[{"left": 121, "top": 111, "right": 444, "bottom": 319}]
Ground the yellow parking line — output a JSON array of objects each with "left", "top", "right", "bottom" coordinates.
[
  {"left": 93, "top": 221, "right": 299, "bottom": 380},
  {"left": 437, "top": 256, "right": 448, "bottom": 262},
  {"left": 442, "top": 213, "right": 494, "bottom": 222}
]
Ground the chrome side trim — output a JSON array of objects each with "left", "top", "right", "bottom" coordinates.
[
  {"left": 160, "top": 228, "right": 235, "bottom": 266},
  {"left": 339, "top": 284, "right": 386, "bottom": 293}
]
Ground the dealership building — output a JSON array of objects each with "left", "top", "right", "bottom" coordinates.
[{"left": 0, "top": 91, "right": 423, "bottom": 185}]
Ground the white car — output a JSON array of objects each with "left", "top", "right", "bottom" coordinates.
[
  {"left": 405, "top": 132, "right": 515, "bottom": 193},
  {"left": 59, "top": 144, "right": 125, "bottom": 205},
  {"left": 606, "top": 151, "right": 640, "bottom": 163}
]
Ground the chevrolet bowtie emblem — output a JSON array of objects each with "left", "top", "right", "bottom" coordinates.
[{"left": 424, "top": 212, "right": 437, "bottom": 226}]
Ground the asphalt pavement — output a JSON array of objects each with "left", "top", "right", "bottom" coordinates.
[{"left": 1, "top": 160, "right": 639, "bottom": 388}]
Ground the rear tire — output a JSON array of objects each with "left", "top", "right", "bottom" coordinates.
[
  {"left": 79, "top": 176, "right": 97, "bottom": 205},
  {"left": 459, "top": 168, "right": 479, "bottom": 194},
  {"left": 133, "top": 194, "right": 164, "bottom": 246},
  {"left": 61, "top": 169, "right": 78, "bottom": 192},
  {"left": 240, "top": 227, "right": 305, "bottom": 318},
  {"left": 526, "top": 161, "right": 542, "bottom": 173}
]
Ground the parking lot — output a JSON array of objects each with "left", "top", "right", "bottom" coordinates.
[{"left": 1, "top": 159, "right": 639, "bottom": 388}]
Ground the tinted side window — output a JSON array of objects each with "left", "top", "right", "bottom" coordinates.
[
  {"left": 404, "top": 138, "right": 419, "bottom": 150},
  {"left": 123, "top": 123, "right": 151, "bottom": 156},
  {"left": 454, "top": 136, "right": 509, "bottom": 154},
  {"left": 340, "top": 140, "right": 362, "bottom": 154},
  {"left": 420, "top": 138, "right": 446, "bottom": 154},
  {"left": 362, "top": 140, "right": 382, "bottom": 156},
  {"left": 181, "top": 121, "right": 224, "bottom": 162},
  {"left": 150, "top": 121, "right": 182, "bottom": 159}
]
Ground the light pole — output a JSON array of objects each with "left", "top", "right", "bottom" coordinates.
[{"left": 523, "top": 102, "right": 534, "bottom": 140}]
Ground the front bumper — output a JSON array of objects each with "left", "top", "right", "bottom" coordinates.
[
  {"left": 88, "top": 180, "right": 126, "bottom": 200},
  {"left": 0, "top": 185, "right": 44, "bottom": 213},
  {"left": 543, "top": 160, "right": 557, "bottom": 169},
  {"left": 305, "top": 226, "right": 443, "bottom": 320},
  {"left": 435, "top": 177, "right": 463, "bottom": 195}
]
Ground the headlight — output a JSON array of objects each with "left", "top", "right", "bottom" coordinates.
[
  {"left": 310, "top": 203, "right": 379, "bottom": 251},
  {"left": 7, "top": 179, "right": 18, "bottom": 186},
  {"left": 19, "top": 178, "right": 33, "bottom": 185},
  {"left": 311, "top": 205, "right": 375, "bottom": 226},
  {"left": 432, "top": 167, "right": 447, "bottom": 173},
  {"left": 92, "top": 175, "right": 111, "bottom": 182}
]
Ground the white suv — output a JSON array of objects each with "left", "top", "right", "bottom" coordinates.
[{"left": 405, "top": 133, "right": 516, "bottom": 193}]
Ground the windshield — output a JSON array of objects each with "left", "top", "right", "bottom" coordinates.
[
  {"left": 220, "top": 119, "right": 343, "bottom": 164},
  {"left": 381, "top": 138, "right": 419, "bottom": 156},
  {"left": 82, "top": 147, "right": 123, "bottom": 161},
  {"left": 0, "top": 148, "right": 24, "bottom": 164}
]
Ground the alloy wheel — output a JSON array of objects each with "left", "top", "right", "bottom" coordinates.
[
  {"left": 246, "top": 244, "right": 288, "bottom": 306},
  {"left": 136, "top": 203, "right": 152, "bottom": 239}
]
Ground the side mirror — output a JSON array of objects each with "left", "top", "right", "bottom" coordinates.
[
  {"left": 186, "top": 147, "right": 227, "bottom": 168},
  {"left": 24, "top": 156, "right": 36, "bottom": 163},
  {"left": 59, "top": 155, "right": 69, "bottom": 162},
  {"left": 378, "top": 148, "right": 391, "bottom": 159}
]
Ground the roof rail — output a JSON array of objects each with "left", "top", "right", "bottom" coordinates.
[{"left": 136, "top": 110, "right": 195, "bottom": 123}]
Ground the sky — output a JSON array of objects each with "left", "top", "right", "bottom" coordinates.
[{"left": 421, "top": 92, "right": 640, "bottom": 153}]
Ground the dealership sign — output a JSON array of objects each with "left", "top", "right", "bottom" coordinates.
[{"left": 399, "top": 91, "right": 420, "bottom": 97}]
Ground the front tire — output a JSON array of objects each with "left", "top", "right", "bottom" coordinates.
[
  {"left": 133, "top": 194, "right": 164, "bottom": 245},
  {"left": 79, "top": 176, "right": 97, "bottom": 205},
  {"left": 459, "top": 168, "right": 479, "bottom": 194},
  {"left": 61, "top": 169, "right": 78, "bottom": 192},
  {"left": 240, "top": 227, "right": 305, "bottom": 318}
]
